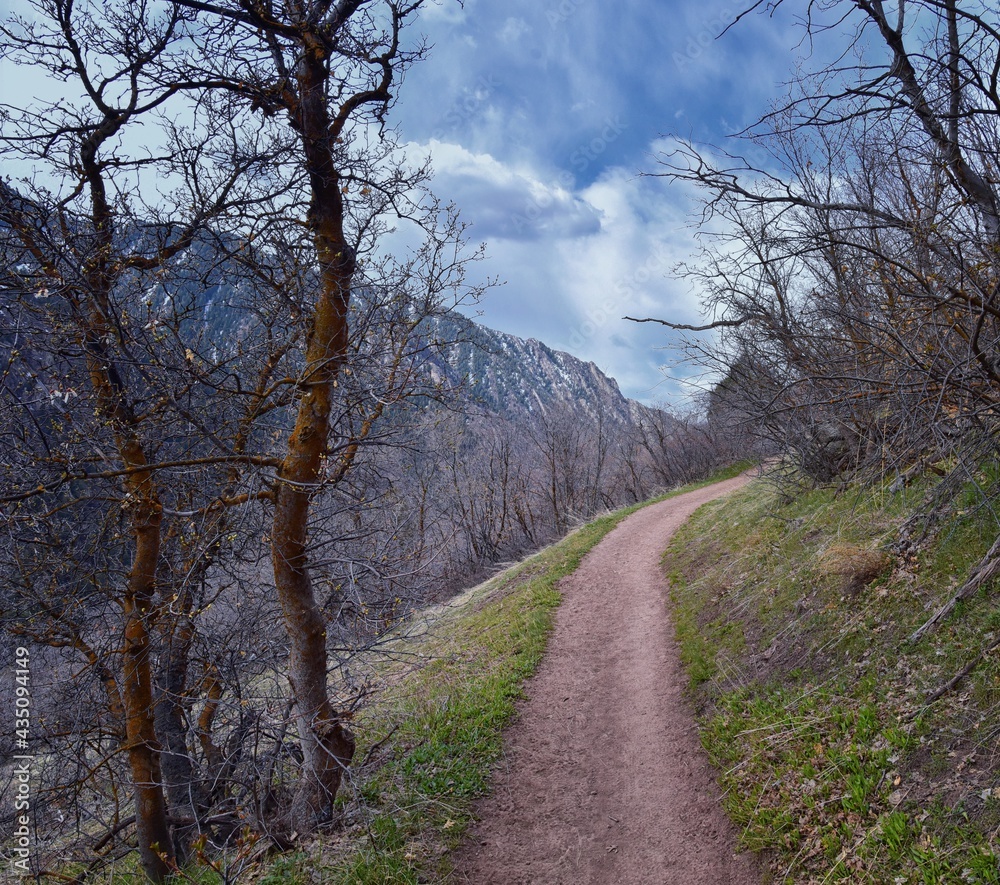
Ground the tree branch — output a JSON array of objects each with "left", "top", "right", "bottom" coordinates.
[{"left": 623, "top": 315, "right": 750, "bottom": 332}]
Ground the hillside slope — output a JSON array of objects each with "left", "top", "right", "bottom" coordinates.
[
  {"left": 123, "top": 466, "right": 745, "bottom": 885},
  {"left": 663, "top": 467, "right": 1000, "bottom": 884}
]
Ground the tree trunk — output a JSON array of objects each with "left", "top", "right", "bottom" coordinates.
[
  {"left": 154, "top": 608, "right": 202, "bottom": 862},
  {"left": 270, "top": 244, "right": 357, "bottom": 823},
  {"left": 84, "top": 319, "right": 174, "bottom": 880},
  {"left": 270, "top": 47, "right": 357, "bottom": 828},
  {"left": 121, "top": 501, "right": 173, "bottom": 884}
]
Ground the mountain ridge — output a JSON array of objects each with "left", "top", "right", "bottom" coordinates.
[{"left": 420, "top": 310, "right": 651, "bottom": 426}]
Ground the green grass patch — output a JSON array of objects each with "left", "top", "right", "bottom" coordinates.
[{"left": 664, "top": 467, "right": 1000, "bottom": 883}]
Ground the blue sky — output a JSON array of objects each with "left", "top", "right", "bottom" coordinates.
[
  {"left": 0, "top": 0, "right": 809, "bottom": 406},
  {"left": 393, "top": 0, "right": 807, "bottom": 405}
]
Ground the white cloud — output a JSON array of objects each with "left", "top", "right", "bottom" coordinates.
[
  {"left": 392, "top": 0, "right": 804, "bottom": 403},
  {"left": 537, "top": 168, "right": 708, "bottom": 397},
  {"left": 414, "top": 139, "right": 714, "bottom": 402},
  {"left": 498, "top": 17, "right": 530, "bottom": 44},
  {"left": 425, "top": 140, "right": 603, "bottom": 241}
]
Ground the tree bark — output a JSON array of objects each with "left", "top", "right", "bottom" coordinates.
[
  {"left": 154, "top": 607, "right": 202, "bottom": 862},
  {"left": 76, "top": 103, "right": 176, "bottom": 871},
  {"left": 121, "top": 542, "right": 173, "bottom": 884},
  {"left": 270, "top": 241, "right": 357, "bottom": 824},
  {"left": 86, "top": 348, "right": 174, "bottom": 880},
  {"left": 269, "top": 44, "right": 357, "bottom": 829}
]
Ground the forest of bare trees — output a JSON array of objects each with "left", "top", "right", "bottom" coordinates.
[
  {"left": 0, "top": 0, "right": 476, "bottom": 877},
  {"left": 631, "top": 0, "right": 1000, "bottom": 664}
]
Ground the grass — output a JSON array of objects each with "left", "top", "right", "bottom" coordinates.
[{"left": 664, "top": 465, "right": 1000, "bottom": 884}]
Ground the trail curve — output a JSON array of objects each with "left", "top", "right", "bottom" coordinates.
[{"left": 450, "top": 474, "right": 761, "bottom": 884}]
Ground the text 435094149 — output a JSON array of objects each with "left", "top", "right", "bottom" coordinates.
[{"left": 11, "top": 646, "right": 32, "bottom": 875}]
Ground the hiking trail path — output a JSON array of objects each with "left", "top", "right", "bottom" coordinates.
[{"left": 451, "top": 474, "right": 762, "bottom": 884}]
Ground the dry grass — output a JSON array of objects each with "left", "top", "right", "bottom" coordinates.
[{"left": 816, "top": 543, "right": 893, "bottom": 592}]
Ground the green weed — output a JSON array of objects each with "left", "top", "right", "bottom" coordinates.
[{"left": 665, "top": 467, "right": 1000, "bottom": 883}]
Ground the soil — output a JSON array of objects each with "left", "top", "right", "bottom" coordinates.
[{"left": 449, "top": 475, "right": 763, "bottom": 884}]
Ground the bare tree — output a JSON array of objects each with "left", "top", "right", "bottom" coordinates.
[
  {"left": 642, "top": 1, "right": 998, "bottom": 458},
  {"left": 157, "top": 0, "right": 456, "bottom": 828},
  {"left": 634, "top": 0, "right": 1000, "bottom": 640},
  {"left": 0, "top": 1, "right": 290, "bottom": 875}
]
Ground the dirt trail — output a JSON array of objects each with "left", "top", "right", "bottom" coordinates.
[{"left": 450, "top": 475, "right": 761, "bottom": 884}]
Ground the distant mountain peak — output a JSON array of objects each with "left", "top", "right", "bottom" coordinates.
[{"left": 423, "top": 313, "right": 647, "bottom": 425}]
